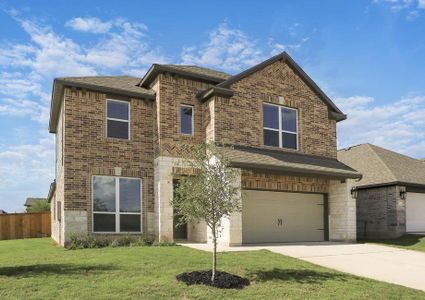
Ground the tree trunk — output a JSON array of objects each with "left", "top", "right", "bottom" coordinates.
[{"left": 212, "top": 226, "right": 217, "bottom": 284}]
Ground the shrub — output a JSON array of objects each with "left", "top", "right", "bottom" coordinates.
[
  {"left": 65, "top": 234, "right": 154, "bottom": 250},
  {"left": 152, "top": 240, "right": 176, "bottom": 247},
  {"left": 66, "top": 233, "right": 88, "bottom": 250}
]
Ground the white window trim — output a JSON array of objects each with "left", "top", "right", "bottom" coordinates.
[
  {"left": 106, "top": 99, "right": 131, "bottom": 140},
  {"left": 180, "top": 104, "right": 194, "bottom": 136},
  {"left": 92, "top": 175, "right": 143, "bottom": 234},
  {"left": 263, "top": 103, "right": 299, "bottom": 150}
]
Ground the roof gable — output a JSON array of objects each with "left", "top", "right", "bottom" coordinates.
[
  {"left": 138, "top": 64, "right": 231, "bottom": 88},
  {"left": 338, "top": 144, "right": 425, "bottom": 187},
  {"left": 215, "top": 52, "right": 345, "bottom": 120}
]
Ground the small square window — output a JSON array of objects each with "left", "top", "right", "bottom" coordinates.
[{"left": 180, "top": 105, "right": 193, "bottom": 135}]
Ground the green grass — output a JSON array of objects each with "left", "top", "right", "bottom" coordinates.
[
  {"left": 0, "top": 238, "right": 424, "bottom": 299},
  {"left": 365, "top": 234, "right": 425, "bottom": 252}
]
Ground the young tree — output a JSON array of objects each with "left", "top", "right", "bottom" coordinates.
[{"left": 172, "top": 142, "right": 241, "bottom": 283}]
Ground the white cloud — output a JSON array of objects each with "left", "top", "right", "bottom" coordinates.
[
  {"left": 373, "top": 0, "right": 425, "bottom": 14},
  {"left": 65, "top": 17, "right": 112, "bottom": 34},
  {"left": 336, "top": 95, "right": 425, "bottom": 158},
  {"left": 0, "top": 135, "right": 54, "bottom": 212},
  {"left": 181, "top": 23, "right": 265, "bottom": 72},
  {"left": 181, "top": 23, "right": 312, "bottom": 73}
]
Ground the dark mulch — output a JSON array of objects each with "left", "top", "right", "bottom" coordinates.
[{"left": 176, "top": 270, "right": 250, "bottom": 289}]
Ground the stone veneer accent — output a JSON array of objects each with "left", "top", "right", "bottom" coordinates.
[
  {"left": 328, "top": 179, "right": 356, "bottom": 241},
  {"left": 357, "top": 185, "right": 406, "bottom": 239}
]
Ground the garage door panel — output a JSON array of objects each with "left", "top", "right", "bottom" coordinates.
[
  {"left": 242, "top": 190, "right": 324, "bottom": 243},
  {"left": 406, "top": 193, "right": 425, "bottom": 232}
]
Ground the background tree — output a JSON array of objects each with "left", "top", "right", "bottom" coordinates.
[
  {"left": 172, "top": 142, "right": 241, "bottom": 283},
  {"left": 26, "top": 200, "right": 50, "bottom": 213}
]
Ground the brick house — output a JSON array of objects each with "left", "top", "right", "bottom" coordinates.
[
  {"left": 48, "top": 52, "right": 361, "bottom": 246},
  {"left": 339, "top": 143, "right": 425, "bottom": 239}
]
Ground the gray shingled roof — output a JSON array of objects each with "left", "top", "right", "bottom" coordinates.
[
  {"left": 338, "top": 143, "right": 425, "bottom": 187},
  {"left": 56, "top": 76, "right": 154, "bottom": 96},
  {"left": 25, "top": 198, "right": 47, "bottom": 207},
  {"left": 222, "top": 145, "right": 361, "bottom": 179},
  {"left": 159, "top": 65, "right": 231, "bottom": 80}
]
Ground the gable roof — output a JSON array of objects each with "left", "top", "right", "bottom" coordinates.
[
  {"left": 49, "top": 76, "right": 155, "bottom": 133},
  {"left": 223, "top": 145, "right": 361, "bottom": 179},
  {"left": 338, "top": 143, "right": 425, "bottom": 188},
  {"left": 198, "top": 52, "right": 346, "bottom": 121},
  {"left": 138, "top": 64, "right": 231, "bottom": 87}
]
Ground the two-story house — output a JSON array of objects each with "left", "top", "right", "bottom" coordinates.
[{"left": 48, "top": 52, "right": 361, "bottom": 246}]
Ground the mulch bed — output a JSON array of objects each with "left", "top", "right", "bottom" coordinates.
[{"left": 176, "top": 270, "right": 250, "bottom": 289}]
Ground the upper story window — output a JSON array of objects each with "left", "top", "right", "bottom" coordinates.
[
  {"left": 93, "top": 175, "right": 142, "bottom": 233},
  {"left": 180, "top": 105, "right": 194, "bottom": 135},
  {"left": 263, "top": 103, "right": 298, "bottom": 150},
  {"left": 107, "top": 99, "right": 130, "bottom": 139}
]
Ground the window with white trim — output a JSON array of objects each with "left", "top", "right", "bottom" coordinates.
[
  {"left": 263, "top": 103, "right": 298, "bottom": 149},
  {"left": 92, "top": 176, "right": 142, "bottom": 233},
  {"left": 180, "top": 105, "right": 194, "bottom": 135},
  {"left": 107, "top": 99, "right": 130, "bottom": 139}
]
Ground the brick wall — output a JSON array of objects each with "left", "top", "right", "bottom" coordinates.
[
  {"left": 62, "top": 88, "right": 154, "bottom": 232},
  {"left": 214, "top": 60, "right": 337, "bottom": 158},
  {"left": 153, "top": 74, "right": 215, "bottom": 157},
  {"left": 357, "top": 185, "right": 406, "bottom": 239},
  {"left": 241, "top": 170, "right": 329, "bottom": 193}
]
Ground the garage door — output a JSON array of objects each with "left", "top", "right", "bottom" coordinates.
[
  {"left": 406, "top": 193, "right": 425, "bottom": 232},
  {"left": 242, "top": 190, "right": 325, "bottom": 243}
]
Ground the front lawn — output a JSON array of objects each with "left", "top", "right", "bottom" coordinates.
[
  {"left": 0, "top": 238, "right": 424, "bottom": 299},
  {"left": 365, "top": 234, "right": 425, "bottom": 253}
]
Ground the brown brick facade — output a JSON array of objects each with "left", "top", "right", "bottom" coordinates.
[
  {"left": 54, "top": 55, "right": 343, "bottom": 242},
  {"left": 62, "top": 88, "right": 154, "bottom": 231},
  {"left": 241, "top": 170, "right": 329, "bottom": 194},
  {"left": 213, "top": 60, "right": 337, "bottom": 158}
]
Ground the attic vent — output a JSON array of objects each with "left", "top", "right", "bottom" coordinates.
[{"left": 278, "top": 96, "right": 285, "bottom": 105}]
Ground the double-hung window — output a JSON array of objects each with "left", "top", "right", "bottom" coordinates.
[
  {"left": 107, "top": 99, "right": 130, "bottom": 139},
  {"left": 263, "top": 103, "right": 298, "bottom": 149},
  {"left": 92, "top": 176, "right": 142, "bottom": 233},
  {"left": 180, "top": 105, "right": 194, "bottom": 135}
]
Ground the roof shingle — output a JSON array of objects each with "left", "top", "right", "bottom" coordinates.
[
  {"left": 56, "top": 76, "right": 154, "bottom": 97},
  {"left": 222, "top": 145, "right": 361, "bottom": 179},
  {"left": 338, "top": 143, "right": 425, "bottom": 187}
]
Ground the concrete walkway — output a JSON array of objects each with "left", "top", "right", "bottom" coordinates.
[{"left": 182, "top": 242, "right": 425, "bottom": 292}]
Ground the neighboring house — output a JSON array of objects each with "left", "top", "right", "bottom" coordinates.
[
  {"left": 338, "top": 144, "right": 425, "bottom": 239},
  {"left": 25, "top": 198, "right": 47, "bottom": 208},
  {"left": 0, "top": 210, "right": 7, "bottom": 214},
  {"left": 48, "top": 51, "right": 361, "bottom": 246}
]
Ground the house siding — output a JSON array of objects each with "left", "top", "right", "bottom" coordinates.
[
  {"left": 214, "top": 60, "right": 337, "bottom": 158},
  {"left": 61, "top": 88, "right": 154, "bottom": 239},
  {"left": 356, "top": 185, "right": 406, "bottom": 239}
]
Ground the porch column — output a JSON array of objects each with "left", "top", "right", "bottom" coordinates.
[
  {"left": 154, "top": 156, "right": 174, "bottom": 242},
  {"left": 210, "top": 168, "right": 242, "bottom": 246},
  {"left": 328, "top": 179, "right": 357, "bottom": 242}
]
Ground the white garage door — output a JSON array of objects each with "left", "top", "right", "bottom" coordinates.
[
  {"left": 242, "top": 190, "right": 325, "bottom": 243},
  {"left": 406, "top": 192, "right": 425, "bottom": 232}
]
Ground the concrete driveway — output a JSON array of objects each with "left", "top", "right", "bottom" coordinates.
[{"left": 182, "top": 242, "right": 425, "bottom": 292}]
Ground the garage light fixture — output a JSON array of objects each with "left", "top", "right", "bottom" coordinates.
[
  {"left": 399, "top": 189, "right": 407, "bottom": 200},
  {"left": 350, "top": 187, "right": 358, "bottom": 199}
]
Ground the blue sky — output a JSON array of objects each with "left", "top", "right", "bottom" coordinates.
[{"left": 0, "top": 0, "right": 425, "bottom": 212}]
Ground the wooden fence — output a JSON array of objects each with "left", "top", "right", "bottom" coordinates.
[{"left": 0, "top": 212, "right": 51, "bottom": 240}]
